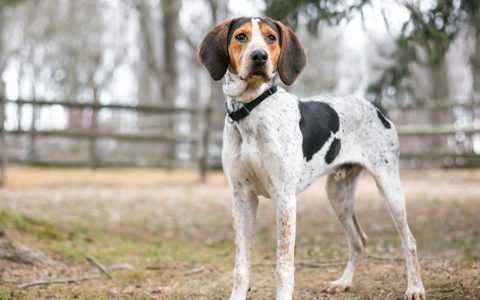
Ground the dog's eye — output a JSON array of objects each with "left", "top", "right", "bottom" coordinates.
[
  {"left": 266, "top": 35, "right": 277, "bottom": 43},
  {"left": 235, "top": 33, "right": 247, "bottom": 42}
]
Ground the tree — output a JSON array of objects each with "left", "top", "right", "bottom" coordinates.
[
  {"left": 265, "top": 0, "right": 480, "bottom": 105},
  {"left": 0, "top": 0, "right": 27, "bottom": 74},
  {"left": 265, "top": 0, "right": 369, "bottom": 32},
  {"left": 367, "top": 1, "right": 480, "bottom": 104}
]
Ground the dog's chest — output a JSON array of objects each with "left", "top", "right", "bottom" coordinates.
[
  {"left": 226, "top": 95, "right": 305, "bottom": 195},
  {"left": 235, "top": 119, "right": 281, "bottom": 194}
]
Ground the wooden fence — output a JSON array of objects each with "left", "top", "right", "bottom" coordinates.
[
  {"left": 0, "top": 94, "right": 217, "bottom": 185},
  {"left": 1, "top": 92, "right": 479, "bottom": 186}
]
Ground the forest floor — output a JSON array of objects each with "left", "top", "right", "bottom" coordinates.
[{"left": 0, "top": 167, "right": 479, "bottom": 299}]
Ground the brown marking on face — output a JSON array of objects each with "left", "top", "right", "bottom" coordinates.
[
  {"left": 267, "top": 18, "right": 307, "bottom": 85},
  {"left": 260, "top": 22, "right": 281, "bottom": 68},
  {"left": 228, "top": 19, "right": 281, "bottom": 79},
  {"left": 198, "top": 17, "right": 306, "bottom": 84},
  {"left": 228, "top": 21, "right": 252, "bottom": 75}
]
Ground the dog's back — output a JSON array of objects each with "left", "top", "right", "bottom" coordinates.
[{"left": 296, "top": 94, "right": 399, "bottom": 191}]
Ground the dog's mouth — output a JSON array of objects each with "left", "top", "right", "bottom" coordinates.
[{"left": 240, "top": 69, "right": 272, "bottom": 83}]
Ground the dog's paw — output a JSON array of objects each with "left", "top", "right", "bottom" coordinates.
[
  {"left": 323, "top": 280, "right": 351, "bottom": 294},
  {"left": 404, "top": 286, "right": 426, "bottom": 300}
]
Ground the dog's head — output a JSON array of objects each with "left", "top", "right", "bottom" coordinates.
[{"left": 197, "top": 17, "right": 306, "bottom": 86}]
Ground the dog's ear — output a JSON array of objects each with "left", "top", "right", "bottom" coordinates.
[
  {"left": 273, "top": 20, "right": 306, "bottom": 85},
  {"left": 197, "top": 19, "right": 236, "bottom": 81}
]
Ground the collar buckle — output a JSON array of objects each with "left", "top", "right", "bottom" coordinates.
[
  {"left": 225, "top": 85, "right": 277, "bottom": 123},
  {"left": 238, "top": 106, "right": 250, "bottom": 117},
  {"left": 227, "top": 106, "right": 249, "bottom": 122}
]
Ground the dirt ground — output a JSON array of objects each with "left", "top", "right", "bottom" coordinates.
[{"left": 0, "top": 167, "right": 479, "bottom": 299}]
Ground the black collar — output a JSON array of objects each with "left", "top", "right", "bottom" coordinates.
[{"left": 226, "top": 85, "right": 278, "bottom": 123}]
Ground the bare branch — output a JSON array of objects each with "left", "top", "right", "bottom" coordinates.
[
  {"left": 184, "top": 266, "right": 205, "bottom": 276},
  {"left": 18, "top": 275, "right": 101, "bottom": 289},
  {"left": 107, "top": 263, "right": 134, "bottom": 272},
  {"left": 85, "top": 255, "right": 110, "bottom": 277},
  {"left": 18, "top": 255, "right": 135, "bottom": 289}
]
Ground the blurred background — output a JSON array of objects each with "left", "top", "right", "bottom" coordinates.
[
  {"left": 0, "top": 0, "right": 479, "bottom": 184},
  {"left": 0, "top": 1, "right": 479, "bottom": 298}
]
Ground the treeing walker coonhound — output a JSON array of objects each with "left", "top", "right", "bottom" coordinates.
[{"left": 197, "top": 17, "right": 425, "bottom": 300}]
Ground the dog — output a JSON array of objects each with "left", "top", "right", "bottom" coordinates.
[{"left": 197, "top": 17, "right": 425, "bottom": 300}]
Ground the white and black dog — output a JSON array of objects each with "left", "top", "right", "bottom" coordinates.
[{"left": 197, "top": 17, "right": 425, "bottom": 300}]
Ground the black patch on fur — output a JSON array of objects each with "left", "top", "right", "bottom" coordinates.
[
  {"left": 376, "top": 109, "right": 391, "bottom": 129},
  {"left": 325, "top": 138, "right": 341, "bottom": 164},
  {"left": 298, "top": 101, "right": 340, "bottom": 162}
]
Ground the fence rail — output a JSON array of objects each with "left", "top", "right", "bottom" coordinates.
[
  {"left": 1, "top": 96, "right": 480, "bottom": 186},
  {"left": 8, "top": 129, "right": 200, "bottom": 142},
  {"left": 0, "top": 96, "right": 214, "bottom": 185},
  {"left": 384, "top": 100, "right": 476, "bottom": 111},
  {"left": 6, "top": 99, "right": 202, "bottom": 113},
  {"left": 397, "top": 125, "right": 480, "bottom": 136}
]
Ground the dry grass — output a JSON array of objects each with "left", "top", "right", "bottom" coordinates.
[{"left": 0, "top": 166, "right": 479, "bottom": 299}]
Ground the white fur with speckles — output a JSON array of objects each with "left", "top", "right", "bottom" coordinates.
[{"left": 221, "top": 20, "right": 425, "bottom": 300}]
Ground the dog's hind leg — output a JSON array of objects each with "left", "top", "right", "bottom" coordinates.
[
  {"left": 372, "top": 164, "right": 425, "bottom": 300},
  {"left": 324, "top": 164, "right": 367, "bottom": 294}
]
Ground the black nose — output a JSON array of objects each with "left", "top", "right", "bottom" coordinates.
[{"left": 251, "top": 49, "right": 268, "bottom": 65}]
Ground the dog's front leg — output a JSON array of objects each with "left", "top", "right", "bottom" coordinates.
[
  {"left": 275, "top": 194, "right": 297, "bottom": 300},
  {"left": 230, "top": 187, "right": 258, "bottom": 300}
]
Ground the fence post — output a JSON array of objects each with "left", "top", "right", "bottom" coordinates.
[
  {"left": 29, "top": 97, "right": 37, "bottom": 163},
  {"left": 0, "top": 81, "right": 6, "bottom": 186},
  {"left": 89, "top": 89, "right": 99, "bottom": 169},
  {"left": 199, "top": 102, "right": 212, "bottom": 182}
]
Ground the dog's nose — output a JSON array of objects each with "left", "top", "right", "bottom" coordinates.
[{"left": 251, "top": 49, "right": 268, "bottom": 65}]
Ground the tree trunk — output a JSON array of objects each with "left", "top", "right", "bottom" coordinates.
[
  {"left": 160, "top": 0, "right": 180, "bottom": 163},
  {"left": 428, "top": 59, "right": 450, "bottom": 157},
  {"left": 88, "top": 56, "right": 101, "bottom": 168},
  {"left": 472, "top": 28, "right": 480, "bottom": 124},
  {"left": 470, "top": 27, "right": 480, "bottom": 155},
  {"left": 136, "top": 3, "right": 161, "bottom": 105},
  {"left": 160, "top": 0, "right": 179, "bottom": 106},
  {"left": 0, "top": 10, "right": 5, "bottom": 186}
]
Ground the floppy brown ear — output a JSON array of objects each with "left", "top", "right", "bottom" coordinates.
[
  {"left": 197, "top": 19, "right": 235, "bottom": 81},
  {"left": 273, "top": 20, "right": 306, "bottom": 85}
]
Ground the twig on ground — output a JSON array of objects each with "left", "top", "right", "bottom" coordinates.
[
  {"left": 145, "top": 265, "right": 168, "bottom": 270},
  {"left": 298, "top": 261, "right": 345, "bottom": 268},
  {"left": 418, "top": 256, "right": 442, "bottom": 261},
  {"left": 297, "top": 259, "right": 345, "bottom": 264},
  {"left": 253, "top": 260, "right": 344, "bottom": 268},
  {"left": 85, "top": 255, "right": 110, "bottom": 277},
  {"left": 364, "top": 255, "right": 405, "bottom": 262},
  {"left": 184, "top": 266, "right": 205, "bottom": 276},
  {"left": 364, "top": 255, "right": 442, "bottom": 263},
  {"left": 18, "top": 255, "right": 134, "bottom": 289},
  {"left": 428, "top": 288, "right": 456, "bottom": 293},
  {"left": 255, "top": 256, "right": 442, "bottom": 269},
  {"left": 17, "top": 274, "right": 101, "bottom": 289},
  {"left": 107, "top": 263, "right": 133, "bottom": 272}
]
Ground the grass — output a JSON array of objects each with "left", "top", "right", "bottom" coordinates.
[{"left": 0, "top": 166, "right": 479, "bottom": 299}]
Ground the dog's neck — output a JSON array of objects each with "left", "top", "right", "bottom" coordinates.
[{"left": 223, "top": 71, "right": 279, "bottom": 111}]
